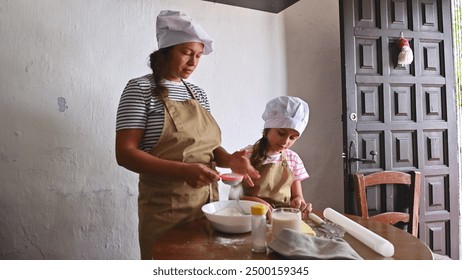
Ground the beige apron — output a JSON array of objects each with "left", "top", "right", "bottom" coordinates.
[
  {"left": 138, "top": 83, "right": 221, "bottom": 259},
  {"left": 243, "top": 151, "right": 294, "bottom": 208}
]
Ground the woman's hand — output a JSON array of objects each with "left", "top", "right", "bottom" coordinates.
[
  {"left": 116, "top": 129, "right": 220, "bottom": 187},
  {"left": 229, "top": 150, "right": 260, "bottom": 186},
  {"left": 182, "top": 163, "right": 220, "bottom": 188}
]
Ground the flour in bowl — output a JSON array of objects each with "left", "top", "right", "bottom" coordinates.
[{"left": 214, "top": 207, "right": 244, "bottom": 216}]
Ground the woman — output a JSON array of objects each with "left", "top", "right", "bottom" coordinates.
[{"left": 115, "top": 10, "right": 258, "bottom": 259}]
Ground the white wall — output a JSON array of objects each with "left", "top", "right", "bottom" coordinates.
[
  {"left": 284, "top": 0, "right": 344, "bottom": 210},
  {"left": 0, "top": 0, "right": 343, "bottom": 259}
]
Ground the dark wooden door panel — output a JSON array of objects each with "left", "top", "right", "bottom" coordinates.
[{"left": 340, "top": 0, "right": 459, "bottom": 259}]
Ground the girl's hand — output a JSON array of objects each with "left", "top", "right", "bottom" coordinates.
[
  {"left": 182, "top": 163, "right": 220, "bottom": 188},
  {"left": 241, "top": 196, "right": 273, "bottom": 220},
  {"left": 290, "top": 197, "right": 312, "bottom": 219}
]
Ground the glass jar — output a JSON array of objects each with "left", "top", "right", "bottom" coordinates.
[{"left": 251, "top": 204, "right": 267, "bottom": 253}]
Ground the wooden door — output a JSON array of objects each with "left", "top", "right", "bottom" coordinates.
[{"left": 340, "top": 0, "right": 459, "bottom": 259}]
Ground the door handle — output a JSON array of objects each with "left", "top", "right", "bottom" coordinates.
[{"left": 350, "top": 151, "right": 377, "bottom": 163}]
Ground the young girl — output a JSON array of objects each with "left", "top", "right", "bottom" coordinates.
[{"left": 240, "top": 96, "right": 312, "bottom": 214}]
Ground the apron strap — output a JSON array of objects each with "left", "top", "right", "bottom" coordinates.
[
  {"left": 281, "top": 150, "right": 288, "bottom": 167},
  {"left": 182, "top": 80, "right": 199, "bottom": 100}
]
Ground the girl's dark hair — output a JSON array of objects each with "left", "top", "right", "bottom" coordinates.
[
  {"left": 149, "top": 47, "right": 173, "bottom": 102},
  {"left": 250, "top": 128, "right": 270, "bottom": 168}
]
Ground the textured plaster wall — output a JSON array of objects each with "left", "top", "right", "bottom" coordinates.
[
  {"left": 284, "top": 0, "right": 344, "bottom": 211},
  {"left": 0, "top": 0, "right": 343, "bottom": 259}
]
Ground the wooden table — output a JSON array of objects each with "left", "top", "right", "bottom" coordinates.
[{"left": 152, "top": 212, "right": 433, "bottom": 260}]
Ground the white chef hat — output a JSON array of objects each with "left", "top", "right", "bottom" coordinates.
[
  {"left": 262, "top": 96, "right": 310, "bottom": 135},
  {"left": 156, "top": 10, "right": 213, "bottom": 55}
]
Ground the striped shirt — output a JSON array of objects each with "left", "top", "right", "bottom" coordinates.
[
  {"left": 243, "top": 145, "right": 309, "bottom": 182},
  {"left": 116, "top": 74, "right": 211, "bottom": 151}
]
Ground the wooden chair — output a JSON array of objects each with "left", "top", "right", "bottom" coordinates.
[{"left": 353, "top": 170, "right": 421, "bottom": 237}]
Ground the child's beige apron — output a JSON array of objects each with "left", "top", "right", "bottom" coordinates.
[
  {"left": 243, "top": 151, "right": 294, "bottom": 208},
  {"left": 138, "top": 85, "right": 221, "bottom": 259}
]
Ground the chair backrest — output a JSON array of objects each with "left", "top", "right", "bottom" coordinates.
[{"left": 353, "top": 170, "right": 421, "bottom": 237}]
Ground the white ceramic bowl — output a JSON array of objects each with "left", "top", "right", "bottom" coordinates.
[{"left": 201, "top": 200, "right": 264, "bottom": 234}]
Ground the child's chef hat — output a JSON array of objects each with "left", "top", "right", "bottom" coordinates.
[
  {"left": 156, "top": 10, "right": 213, "bottom": 55},
  {"left": 262, "top": 96, "right": 309, "bottom": 135}
]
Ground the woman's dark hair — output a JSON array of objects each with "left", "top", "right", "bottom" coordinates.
[
  {"left": 250, "top": 128, "right": 270, "bottom": 168},
  {"left": 149, "top": 47, "right": 173, "bottom": 102}
]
